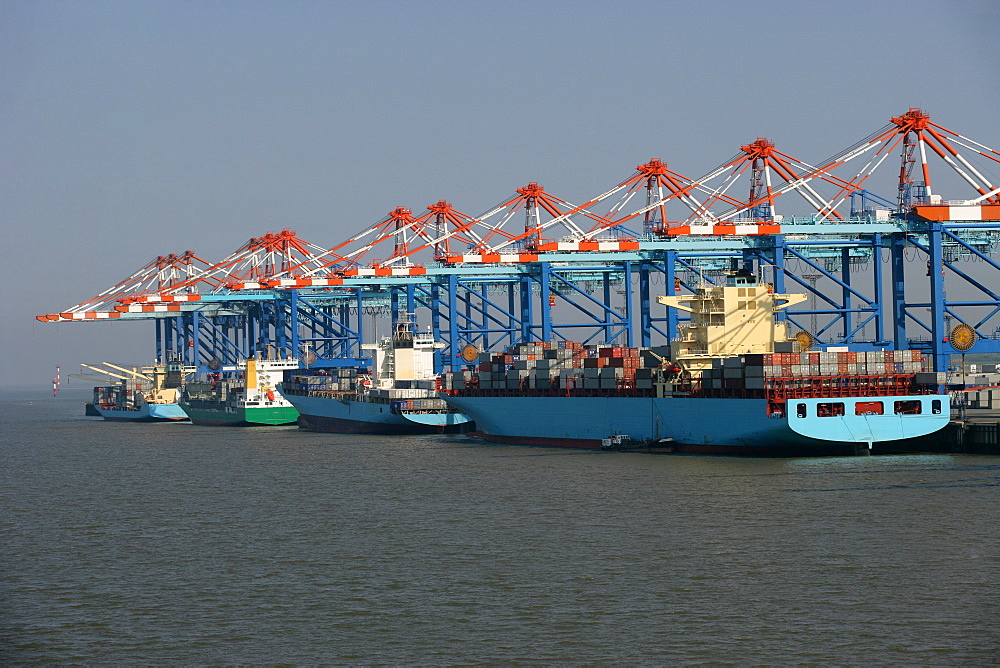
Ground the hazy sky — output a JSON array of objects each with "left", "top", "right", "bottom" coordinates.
[{"left": 2, "top": 0, "right": 998, "bottom": 388}]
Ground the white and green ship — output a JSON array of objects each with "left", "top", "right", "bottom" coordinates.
[{"left": 179, "top": 357, "right": 300, "bottom": 426}]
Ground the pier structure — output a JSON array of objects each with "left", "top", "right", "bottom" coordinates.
[{"left": 38, "top": 110, "right": 1000, "bottom": 377}]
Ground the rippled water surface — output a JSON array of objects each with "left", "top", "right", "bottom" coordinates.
[{"left": 2, "top": 388, "right": 999, "bottom": 664}]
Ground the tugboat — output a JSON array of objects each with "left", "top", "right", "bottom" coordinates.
[{"left": 280, "top": 318, "right": 473, "bottom": 434}]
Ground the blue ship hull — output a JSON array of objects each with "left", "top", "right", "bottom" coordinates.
[
  {"left": 442, "top": 394, "right": 949, "bottom": 455},
  {"left": 285, "top": 393, "right": 473, "bottom": 435},
  {"left": 94, "top": 402, "right": 189, "bottom": 422}
]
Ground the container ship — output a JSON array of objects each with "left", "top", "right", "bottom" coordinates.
[
  {"left": 178, "top": 356, "right": 300, "bottom": 426},
  {"left": 279, "top": 319, "right": 473, "bottom": 434},
  {"left": 87, "top": 359, "right": 191, "bottom": 422},
  {"left": 441, "top": 270, "right": 949, "bottom": 455}
]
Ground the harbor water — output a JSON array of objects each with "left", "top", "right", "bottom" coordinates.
[{"left": 2, "top": 388, "right": 998, "bottom": 663}]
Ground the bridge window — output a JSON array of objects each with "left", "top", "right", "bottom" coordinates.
[
  {"left": 894, "top": 400, "right": 922, "bottom": 415},
  {"left": 855, "top": 401, "right": 884, "bottom": 415},
  {"left": 796, "top": 403, "right": 807, "bottom": 418},
  {"left": 932, "top": 399, "right": 942, "bottom": 414},
  {"left": 817, "top": 402, "right": 845, "bottom": 417}
]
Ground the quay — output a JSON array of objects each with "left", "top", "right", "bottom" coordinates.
[{"left": 897, "top": 407, "right": 1000, "bottom": 455}]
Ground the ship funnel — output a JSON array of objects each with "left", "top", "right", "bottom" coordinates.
[{"left": 246, "top": 358, "right": 258, "bottom": 390}]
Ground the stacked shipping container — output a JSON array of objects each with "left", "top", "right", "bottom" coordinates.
[
  {"left": 442, "top": 342, "right": 929, "bottom": 397},
  {"left": 442, "top": 341, "right": 670, "bottom": 392},
  {"left": 701, "top": 350, "right": 926, "bottom": 391}
]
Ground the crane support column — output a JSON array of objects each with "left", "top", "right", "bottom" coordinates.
[
  {"left": 665, "top": 252, "right": 679, "bottom": 342},
  {"left": 890, "top": 233, "right": 908, "bottom": 349},
  {"left": 539, "top": 262, "right": 553, "bottom": 342},
  {"left": 928, "top": 223, "right": 948, "bottom": 373},
  {"left": 639, "top": 262, "right": 651, "bottom": 347},
  {"left": 447, "top": 274, "right": 460, "bottom": 372},
  {"left": 841, "top": 248, "right": 852, "bottom": 343},
  {"left": 623, "top": 261, "right": 634, "bottom": 348},
  {"left": 155, "top": 319, "right": 163, "bottom": 363},
  {"left": 871, "top": 235, "right": 885, "bottom": 344},
  {"left": 191, "top": 311, "right": 202, "bottom": 368},
  {"left": 431, "top": 282, "right": 443, "bottom": 371},
  {"left": 390, "top": 288, "right": 400, "bottom": 326},
  {"left": 289, "top": 290, "right": 301, "bottom": 360},
  {"left": 520, "top": 274, "right": 533, "bottom": 343},
  {"left": 406, "top": 284, "right": 416, "bottom": 318}
]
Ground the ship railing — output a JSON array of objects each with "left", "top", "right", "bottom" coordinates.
[{"left": 762, "top": 374, "right": 933, "bottom": 401}]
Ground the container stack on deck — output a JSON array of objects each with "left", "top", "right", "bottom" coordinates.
[
  {"left": 92, "top": 380, "right": 151, "bottom": 408},
  {"left": 441, "top": 342, "right": 933, "bottom": 398},
  {"left": 440, "top": 340, "right": 670, "bottom": 392},
  {"left": 284, "top": 369, "right": 451, "bottom": 411},
  {"left": 286, "top": 368, "right": 359, "bottom": 394},
  {"left": 700, "top": 350, "right": 926, "bottom": 391}
]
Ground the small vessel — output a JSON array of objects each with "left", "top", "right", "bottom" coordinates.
[
  {"left": 441, "top": 270, "right": 949, "bottom": 455},
  {"left": 280, "top": 319, "right": 473, "bottom": 434},
  {"left": 86, "top": 359, "right": 191, "bottom": 422},
  {"left": 178, "top": 356, "right": 301, "bottom": 426}
]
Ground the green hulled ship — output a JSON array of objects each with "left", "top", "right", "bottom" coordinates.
[{"left": 179, "top": 357, "right": 300, "bottom": 426}]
